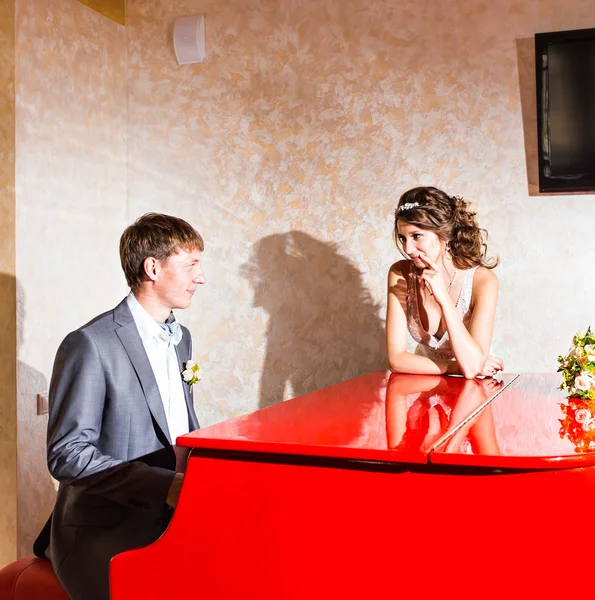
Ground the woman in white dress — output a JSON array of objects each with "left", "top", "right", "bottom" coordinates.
[{"left": 386, "top": 186, "right": 503, "bottom": 379}]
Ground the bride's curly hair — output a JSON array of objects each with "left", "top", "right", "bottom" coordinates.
[{"left": 394, "top": 186, "right": 498, "bottom": 269}]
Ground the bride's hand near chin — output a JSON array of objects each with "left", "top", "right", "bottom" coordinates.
[
  {"left": 417, "top": 252, "right": 452, "bottom": 307},
  {"left": 478, "top": 354, "right": 504, "bottom": 378}
]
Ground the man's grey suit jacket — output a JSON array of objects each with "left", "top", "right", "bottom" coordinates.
[{"left": 36, "top": 299, "right": 199, "bottom": 600}]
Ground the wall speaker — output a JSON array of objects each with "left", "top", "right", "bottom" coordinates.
[{"left": 173, "top": 15, "right": 206, "bottom": 65}]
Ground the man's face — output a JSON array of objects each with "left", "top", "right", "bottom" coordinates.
[{"left": 154, "top": 248, "right": 205, "bottom": 311}]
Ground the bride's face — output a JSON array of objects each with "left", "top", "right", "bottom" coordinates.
[{"left": 396, "top": 221, "right": 445, "bottom": 267}]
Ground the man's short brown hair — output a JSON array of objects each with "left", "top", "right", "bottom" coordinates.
[{"left": 120, "top": 213, "right": 204, "bottom": 290}]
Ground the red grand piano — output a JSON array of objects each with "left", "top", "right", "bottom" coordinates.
[{"left": 110, "top": 372, "right": 592, "bottom": 599}]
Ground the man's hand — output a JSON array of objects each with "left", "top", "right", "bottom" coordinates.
[{"left": 166, "top": 473, "right": 184, "bottom": 509}]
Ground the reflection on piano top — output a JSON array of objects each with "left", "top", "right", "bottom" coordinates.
[
  {"left": 431, "top": 372, "right": 595, "bottom": 468},
  {"left": 178, "top": 371, "right": 595, "bottom": 468},
  {"left": 180, "top": 371, "right": 402, "bottom": 462}
]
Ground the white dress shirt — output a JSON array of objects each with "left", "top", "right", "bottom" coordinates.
[{"left": 126, "top": 293, "right": 189, "bottom": 443}]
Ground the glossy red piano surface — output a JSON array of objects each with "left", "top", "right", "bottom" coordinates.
[
  {"left": 111, "top": 372, "right": 595, "bottom": 599},
  {"left": 430, "top": 372, "right": 595, "bottom": 468}
]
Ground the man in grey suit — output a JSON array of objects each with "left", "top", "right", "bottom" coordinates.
[{"left": 33, "top": 213, "right": 206, "bottom": 600}]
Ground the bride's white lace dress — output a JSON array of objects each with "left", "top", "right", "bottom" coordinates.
[{"left": 406, "top": 263, "right": 478, "bottom": 361}]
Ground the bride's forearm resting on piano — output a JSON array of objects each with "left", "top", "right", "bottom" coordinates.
[{"left": 387, "top": 349, "right": 462, "bottom": 376}]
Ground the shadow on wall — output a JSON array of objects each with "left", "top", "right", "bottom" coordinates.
[
  {"left": 242, "top": 231, "right": 386, "bottom": 409},
  {"left": 14, "top": 276, "right": 56, "bottom": 557},
  {"left": 0, "top": 271, "right": 17, "bottom": 566}
]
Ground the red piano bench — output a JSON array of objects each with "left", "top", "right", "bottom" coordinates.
[{"left": 0, "top": 556, "right": 69, "bottom": 600}]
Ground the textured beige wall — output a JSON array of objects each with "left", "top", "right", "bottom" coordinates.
[
  {"left": 0, "top": 0, "right": 17, "bottom": 568},
  {"left": 126, "top": 0, "right": 595, "bottom": 427},
  {"left": 14, "top": 0, "right": 127, "bottom": 558}
]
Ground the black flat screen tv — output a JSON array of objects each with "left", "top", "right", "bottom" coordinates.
[{"left": 535, "top": 27, "right": 595, "bottom": 193}]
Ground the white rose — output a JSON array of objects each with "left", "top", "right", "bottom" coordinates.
[
  {"left": 575, "top": 408, "right": 591, "bottom": 423},
  {"left": 193, "top": 370, "right": 202, "bottom": 381},
  {"left": 585, "top": 345, "right": 595, "bottom": 362},
  {"left": 575, "top": 373, "right": 595, "bottom": 391},
  {"left": 575, "top": 375, "right": 590, "bottom": 391},
  {"left": 583, "top": 418, "right": 595, "bottom": 432},
  {"left": 572, "top": 346, "right": 586, "bottom": 360},
  {"left": 182, "top": 369, "right": 195, "bottom": 382},
  {"left": 185, "top": 360, "right": 197, "bottom": 370}
]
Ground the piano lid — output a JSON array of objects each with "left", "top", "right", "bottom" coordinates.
[
  {"left": 178, "top": 371, "right": 516, "bottom": 465},
  {"left": 429, "top": 373, "right": 595, "bottom": 469}
]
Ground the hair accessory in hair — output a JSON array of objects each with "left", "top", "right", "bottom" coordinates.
[{"left": 398, "top": 202, "right": 420, "bottom": 212}]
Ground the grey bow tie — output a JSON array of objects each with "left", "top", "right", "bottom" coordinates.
[{"left": 157, "top": 320, "right": 182, "bottom": 346}]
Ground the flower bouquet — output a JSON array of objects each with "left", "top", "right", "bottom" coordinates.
[{"left": 558, "top": 327, "right": 595, "bottom": 452}]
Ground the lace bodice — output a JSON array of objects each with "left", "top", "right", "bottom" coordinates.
[{"left": 406, "top": 263, "right": 478, "bottom": 361}]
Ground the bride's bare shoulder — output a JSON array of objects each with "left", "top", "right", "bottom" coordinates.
[{"left": 472, "top": 266, "right": 498, "bottom": 293}]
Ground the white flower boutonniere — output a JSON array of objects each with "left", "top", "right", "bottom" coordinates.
[{"left": 182, "top": 360, "right": 201, "bottom": 386}]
